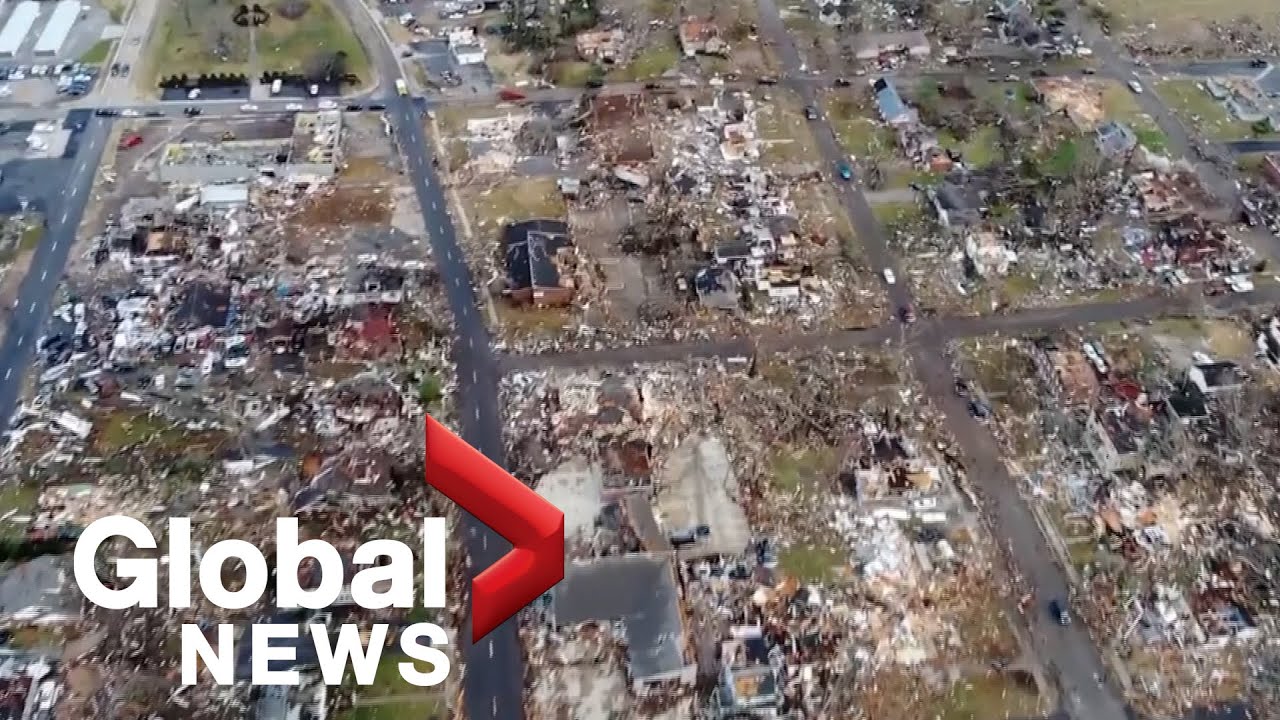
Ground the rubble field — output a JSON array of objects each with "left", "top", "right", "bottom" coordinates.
[
  {"left": 954, "top": 315, "right": 1280, "bottom": 717},
  {"left": 828, "top": 72, "right": 1260, "bottom": 315},
  {"left": 505, "top": 353, "right": 1051, "bottom": 720},
  {"left": 0, "top": 107, "right": 464, "bottom": 720},
  {"left": 1095, "top": 0, "right": 1280, "bottom": 58},
  {"left": 433, "top": 88, "right": 888, "bottom": 353}
]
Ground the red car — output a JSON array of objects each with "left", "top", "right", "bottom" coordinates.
[{"left": 118, "top": 133, "right": 143, "bottom": 149}]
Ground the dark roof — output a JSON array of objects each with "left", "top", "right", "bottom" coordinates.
[
  {"left": 552, "top": 555, "right": 685, "bottom": 681},
  {"left": 502, "top": 219, "right": 571, "bottom": 290},
  {"left": 1195, "top": 361, "right": 1246, "bottom": 388},
  {"left": 176, "top": 282, "right": 231, "bottom": 328}
]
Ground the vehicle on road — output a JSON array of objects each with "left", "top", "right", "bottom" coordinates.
[
  {"left": 758, "top": 76, "right": 778, "bottom": 85},
  {"left": 120, "top": 109, "right": 139, "bottom": 117},
  {"left": 346, "top": 103, "right": 363, "bottom": 111},
  {"left": 144, "top": 110, "right": 162, "bottom": 117},
  {"left": 1049, "top": 599, "right": 1071, "bottom": 626},
  {"left": 834, "top": 77, "right": 851, "bottom": 87},
  {"left": 1082, "top": 67, "right": 1097, "bottom": 75},
  {"left": 1128, "top": 80, "right": 1143, "bottom": 94},
  {"left": 899, "top": 305, "right": 915, "bottom": 323},
  {"left": 368, "top": 103, "right": 386, "bottom": 111},
  {"left": 497, "top": 87, "right": 526, "bottom": 102},
  {"left": 318, "top": 99, "right": 337, "bottom": 110},
  {"left": 183, "top": 107, "right": 202, "bottom": 116},
  {"left": 1227, "top": 274, "right": 1255, "bottom": 293},
  {"left": 94, "top": 108, "right": 116, "bottom": 117},
  {"left": 395, "top": 78, "right": 409, "bottom": 96},
  {"left": 118, "top": 133, "right": 143, "bottom": 149},
  {"left": 284, "top": 103, "right": 304, "bottom": 111},
  {"left": 837, "top": 163, "right": 853, "bottom": 181},
  {"left": 804, "top": 106, "right": 818, "bottom": 120},
  {"left": 882, "top": 268, "right": 896, "bottom": 284},
  {"left": 240, "top": 103, "right": 259, "bottom": 111},
  {"left": 1251, "top": 58, "right": 1269, "bottom": 69}
]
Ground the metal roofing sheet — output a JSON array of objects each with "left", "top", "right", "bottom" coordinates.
[
  {"left": 33, "top": 0, "right": 79, "bottom": 56},
  {"left": 0, "top": 2, "right": 42, "bottom": 56}
]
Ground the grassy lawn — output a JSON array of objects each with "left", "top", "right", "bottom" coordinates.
[
  {"left": 872, "top": 201, "right": 923, "bottom": 228},
  {"left": 464, "top": 178, "right": 567, "bottom": 230},
  {"left": 360, "top": 655, "right": 441, "bottom": 698},
  {"left": 756, "top": 92, "right": 820, "bottom": 167},
  {"left": 551, "top": 61, "right": 599, "bottom": 88},
  {"left": 779, "top": 543, "right": 844, "bottom": 583},
  {"left": 1156, "top": 79, "right": 1273, "bottom": 140},
  {"left": 769, "top": 446, "right": 838, "bottom": 493},
  {"left": 150, "top": 0, "right": 368, "bottom": 83},
  {"left": 825, "top": 95, "right": 895, "bottom": 159},
  {"left": 80, "top": 39, "right": 115, "bottom": 64},
  {"left": 1099, "top": 82, "right": 1166, "bottom": 150},
  {"left": 607, "top": 39, "right": 678, "bottom": 81},
  {"left": 92, "top": 411, "right": 184, "bottom": 454},
  {"left": 493, "top": 303, "right": 570, "bottom": 336},
  {"left": 340, "top": 700, "right": 445, "bottom": 720},
  {"left": 974, "top": 81, "right": 1038, "bottom": 119},
  {"left": 927, "top": 675, "right": 1046, "bottom": 720},
  {"left": 0, "top": 484, "right": 38, "bottom": 538},
  {"left": 939, "top": 126, "right": 1001, "bottom": 168}
]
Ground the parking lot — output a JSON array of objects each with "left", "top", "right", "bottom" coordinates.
[{"left": 0, "top": 0, "right": 115, "bottom": 106}]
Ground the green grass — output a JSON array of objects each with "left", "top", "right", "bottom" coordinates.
[
  {"left": 769, "top": 446, "right": 837, "bottom": 493},
  {"left": 928, "top": 675, "right": 1045, "bottom": 720},
  {"left": 150, "top": 0, "right": 369, "bottom": 83},
  {"left": 79, "top": 39, "right": 115, "bottom": 64},
  {"left": 464, "top": 178, "right": 567, "bottom": 229},
  {"left": 0, "top": 484, "right": 39, "bottom": 539},
  {"left": 756, "top": 94, "right": 819, "bottom": 166},
  {"left": 825, "top": 96, "right": 895, "bottom": 159},
  {"left": 1156, "top": 78, "right": 1275, "bottom": 140},
  {"left": 360, "top": 655, "right": 441, "bottom": 698},
  {"left": 872, "top": 201, "right": 922, "bottom": 228},
  {"left": 607, "top": 40, "right": 677, "bottom": 81},
  {"left": 340, "top": 700, "right": 445, "bottom": 720},
  {"left": 1134, "top": 127, "right": 1167, "bottom": 152},
  {"left": 93, "top": 411, "right": 184, "bottom": 454},
  {"left": 551, "top": 61, "right": 599, "bottom": 87},
  {"left": 779, "top": 544, "right": 844, "bottom": 583},
  {"left": 939, "top": 126, "right": 1001, "bottom": 168}
]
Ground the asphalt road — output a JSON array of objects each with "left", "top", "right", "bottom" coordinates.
[{"left": 0, "top": 116, "right": 108, "bottom": 424}]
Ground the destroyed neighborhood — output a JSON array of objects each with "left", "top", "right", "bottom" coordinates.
[{"left": 5, "top": 0, "right": 1280, "bottom": 718}]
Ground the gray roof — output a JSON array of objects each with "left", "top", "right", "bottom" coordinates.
[{"left": 552, "top": 555, "right": 685, "bottom": 681}]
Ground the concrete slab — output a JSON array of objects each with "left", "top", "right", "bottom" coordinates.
[{"left": 656, "top": 434, "right": 750, "bottom": 558}]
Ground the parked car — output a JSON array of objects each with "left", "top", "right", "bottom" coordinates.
[
  {"left": 1128, "top": 80, "right": 1144, "bottom": 94},
  {"left": 1250, "top": 58, "right": 1269, "bottom": 68},
  {"left": 899, "top": 305, "right": 916, "bottom": 323},
  {"left": 882, "top": 268, "right": 896, "bottom": 284},
  {"left": 1049, "top": 599, "right": 1071, "bottom": 626},
  {"left": 837, "top": 162, "right": 853, "bottom": 181},
  {"left": 834, "top": 77, "right": 851, "bottom": 87},
  {"left": 240, "top": 103, "right": 259, "bottom": 111},
  {"left": 120, "top": 108, "right": 139, "bottom": 117},
  {"left": 804, "top": 106, "right": 819, "bottom": 120},
  {"left": 183, "top": 106, "right": 202, "bottom": 116}
]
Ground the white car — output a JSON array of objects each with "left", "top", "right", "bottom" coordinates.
[
  {"left": 883, "top": 269, "right": 896, "bottom": 285},
  {"left": 284, "top": 102, "right": 304, "bottom": 111},
  {"left": 240, "top": 103, "right": 259, "bottom": 111},
  {"left": 1128, "top": 80, "right": 1144, "bottom": 94},
  {"left": 318, "top": 99, "right": 337, "bottom": 109},
  {"left": 1227, "top": 274, "right": 1255, "bottom": 293},
  {"left": 120, "top": 108, "right": 139, "bottom": 117}
]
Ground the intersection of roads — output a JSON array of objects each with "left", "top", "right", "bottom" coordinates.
[{"left": 0, "top": 1, "right": 1273, "bottom": 718}]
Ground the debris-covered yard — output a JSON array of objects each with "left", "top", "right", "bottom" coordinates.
[
  {"left": 954, "top": 314, "right": 1280, "bottom": 716},
  {"left": 0, "top": 107, "right": 462, "bottom": 720},
  {"left": 505, "top": 353, "right": 1050, "bottom": 720}
]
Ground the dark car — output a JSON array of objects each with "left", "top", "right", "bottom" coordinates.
[
  {"left": 145, "top": 110, "right": 163, "bottom": 117},
  {"left": 834, "top": 77, "right": 851, "bottom": 87},
  {"left": 346, "top": 103, "right": 363, "bottom": 111},
  {"left": 899, "top": 305, "right": 916, "bottom": 323},
  {"left": 183, "top": 106, "right": 202, "bottom": 116},
  {"left": 1049, "top": 599, "right": 1071, "bottom": 625},
  {"left": 804, "top": 106, "right": 819, "bottom": 120},
  {"left": 367, "top": 103, "right": 386, "bottom": 111},
  {"left": 1251, "top": 58, "right": 1270, "bottom": 68},
  {"left": 94, "top": 108, "right": 117, "bottom": 117},
  {"left": 1031, "top": 68, "right": 1048, "bottom": 77},
  {"left": 1082, "top": 67, "right": 1097, "bottom": 75},
  {"left": 644, "top": 81, "right": 661, "bottom": 90}
]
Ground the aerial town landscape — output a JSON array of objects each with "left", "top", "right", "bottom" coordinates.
[{"left": 1, "top": 0, "right": 1280, "bottom": 718}]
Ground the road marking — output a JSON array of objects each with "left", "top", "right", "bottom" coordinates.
[
  {"left": 475, "top": 407, "right": 481, "bottom": 421},
  {"left": 60, "top": 210, "right": 68, "bottom": 224},
  {"left": 431, "top": 201, "right": 437, "bottom": 210},
  {"left": 3, "top": 369, "right": 9, "bottom": 380},
  {"left": 15, "top": 336, "right": 22, "bottom": 347},
  {"left": 40, "top": 270, "right": 46, "bottom": 281},
  {"left": 28, "top": 302, "right": 35, "bottom": 313},
  {"left": 472, "top": 370, "right": 477, "bottom": 383},
  {"left": 69, "top": 186, "right": 77, "bottom": 198},
  {"left": 488, "top": 640, "right": 494, "bottom": 658}
]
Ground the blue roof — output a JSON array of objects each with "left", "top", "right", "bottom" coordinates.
[{"left": 874, "top": 80, "right": 909, "bottom": 121}]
